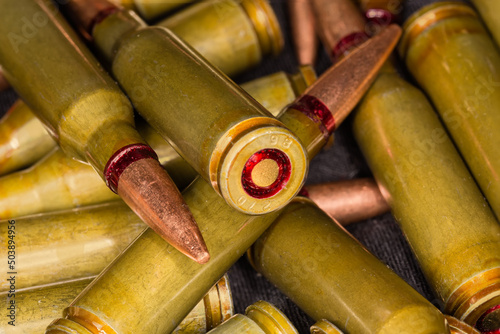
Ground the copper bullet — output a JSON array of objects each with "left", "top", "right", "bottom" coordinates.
[
  {"left": 0, "top": 67, "right": 9, "bottom": 91},
  {"left": 304, "top": 178, "right": 389, "bottom": 225},
  {"left": 310, "top": 0, "right": 368, "bottom": 60},
  {"left": 288, "top": 0, "right": 318, "bottom": 65},
  {"left": 117, "top": 158, "right": 210, "bottom": 264},
  {"left": 287, "top": 24, "right": 402, "bottom": 140}
]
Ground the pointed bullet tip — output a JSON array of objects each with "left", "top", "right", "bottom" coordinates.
[{"left": 194, "top": 250, "right": 211, "bottom": 264}]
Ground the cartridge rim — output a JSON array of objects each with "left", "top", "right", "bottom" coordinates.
[
  {"left": 241, "top": 0, "right": 284, "bottom": 56},
  {"left": 445, "top": 315, "right": 481, "bottom": 334},
  {"left": 46, "top": 318, "right": 94, "bottom": 334},
  {"left": 60, "top": 306, "right": 118, "bottom": 334},
  {"left": 310, "top": 319, "right": 344, "bottom": 334},
  {"left": 213, "top": 119, "right": 308, "bottom": 215},
  {"left": 246, "top": 300, "right": 299, "bottom": 334},
  {"left": 398, "top": 2, "right": 477, "bottom": 59}
]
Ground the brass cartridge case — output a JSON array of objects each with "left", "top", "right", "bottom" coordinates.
[
  {"left": 305, "top": 178, "right": 390, "bottom": 225},
  {"left": 248, "top": 198, "right": 450, "bottom": 333},
  {"left": 158, "top": 0, "right": 283, "bottom": 77},
  {"left": 399, "top": 2, "right": 500, "bottom": 222},
  {"left": 310, "top": 0, "right": 368, "bottom": 60},
  {"left": 45, "top": 28, "right": 399, "bottom": 333},
  {"left": 352, "top": 62, "right": 500, "bottom": 328},
  {"left": 0, "top": 100, "right": 56, "bottom": 176},
  {"left": 89, "top": 8, "right": 307, "bottom": 215},
  {"left": 0, "top": 67, "right": 313, "bottom": 218},
  {"left": 206, "top": 301, "right": 298, "bottom": 334},
  {"left": 470, "top": 0, "right": 500, "bottom": 49},
  {"left": 310, "top": 320, "right": 344, "bottom": 334},
  {"left": 47, "top": 177, "right": 283, "bottom": 334},
  {"left": 0, "top": 202, "right": 146, "bottom": 291},
  {"left": 6, "top": 275, "right": 232, "bottom": 334}
]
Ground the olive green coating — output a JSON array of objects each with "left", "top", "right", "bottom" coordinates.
[
  {"left": 0, "top": 202, "right": 146, "bottom": 291},
  {"left": 5, "top": 275, "right": 231, "bottom": 334},
  {"left": 2, "top": 278, "right": 93, "bottom": 334},
  {"left": 207, "top": 301, "right": 298, "bottom": 334},
  {"left": 0, "top": 0, "right": 145, "bottom": 176},
  {"left": 47, "top": 177, "right": 282, "bottom": 334},
  {"left": 158, "top": 0, "right": 278, "bottom": 77},
  {"left": 0, "top": 148, "right": 119, "bottom": 218},
  {"left": 207, "top": 315, "right": 267, "bottom": 334},
  {"left": 5, "top": 278, "right": 227, "bottom": 334},
  {"left": 471, "top": 0, "right": 500, "bottom": 49},
  {"left": 93, "top": 12, "right": 307, "bottom": 214},
  {"left": 352, "top": 63, "right": 500, "bottom": 320},
  {"left": 0, "top": 68, "right": 309, "bottom": 218},
  {"left": 133, "top": 0, "right": 196, "bottom": 21},
  {"left": 241, "top": 66, "right": 317, "bottom": 117},
  {"left": 399, "top": 3, "right": 500, "bottom": 220},
  {"left": 249, "top": 198, "right": 450, "bottom": 333},
  {"left": 0, "top": 100, "right": 56, "bottom": 176}
]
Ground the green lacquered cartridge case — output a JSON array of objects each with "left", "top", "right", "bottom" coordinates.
[
  {"left": 117, "top": 0, "right": 197, "bottom": 21},
  {"left": 5, "top": 275, "right": 232, "bottom": 334},
  {"left": 89, "top": 7, "right": 307, "bottom": 215},
  {"left": 0, "top": 100, "right": 56, "bottom": 176},
  {"left": 0, "top": 67, "right": 314, "bottom": 218},
  {"left": 310, "top": 320, "right": 344, "bottom": 334},
  {"left": 44, "top": 30, "right": 398, "bottom": 334},
  {"left": 46, "top": 177, "right": 283, "bottom": 334},
  {"left": 0, "top": 202, "right": 146, "bottom": 291},
  {"left": 205, "top": 301, "right": 298, "bottom": 334},
  {"left": 399, "top": 2, "right": 500, "bottom": 221},
  {"left": 352, "top": 62, "right": 500, "bottom": 328},
  {"left": 470, "top": 0, "right": 500, "bottom": 48},
  {"left": 158, "top": 0, "right": 282, "bottom": 77},
  {"left": 248, "top": 197, "right": 450, "bottom": 333}
]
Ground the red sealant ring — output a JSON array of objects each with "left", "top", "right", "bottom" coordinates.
[
  {"left": 104, "top": 143, "right": 158, "bottom": 193},
  {"left": 289, "top": 94, "right": 335, "bottom": 140},
  {"left": 332, "top": 32, "right": 369, "bottom": 60},
  {"left": 241, "top": 149, "right": 291, "bottom": 199}
]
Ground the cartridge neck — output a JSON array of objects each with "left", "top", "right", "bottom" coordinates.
[
  {"left": 288, "top": 65, "right": 318, "bottom": 99},
  {"left": 240, "top": 0, "right": 283, "bottom": 56},
  {"left": 398, "top": 2, "right": 477, "bottom": 59}
]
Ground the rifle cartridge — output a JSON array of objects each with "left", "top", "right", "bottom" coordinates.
[
  {"left": 248, "top": 197, "right": 450, "bottom": 333},
  {"left": 206, "top": 301, "right": 298, "bottom": 334},
  {"left": 399, "top": 2, "right": 500, "bottom": 222},
  {"left": 9, "top": 275, "right": 232, "bottom": 334},
  {"left": 68, "top": 3, "right": 307, "bottom": 215},
  {"left": 288, "top": 0, "right": 318, "bottom": 66},
  {"left": 158, "top": 0, "right": 283, "bottom": 77},
  {"left": 0, "top": 67, "right": 314, "bottom": 218},
  {"left": 352, "top": 60, "right": 500, "bottom": 329},
  {"left": 44, "top": 30, "right": 398, "bottom": 334},
  {"left": 0, "top": 0, "right": 208, "bottom": 263}
]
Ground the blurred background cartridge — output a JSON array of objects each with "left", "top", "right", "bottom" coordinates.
[
  {"left": 157, "top": 0, "right": 283, "bottom": 77},
  {"left": 248, "top": 197, "right": 450, "bottom": 333},
  {"left": 399, "top": 2, "right": 500, "bottom": 222},
  {"left": 288, "top": 0, "right": 318, "bottom": 66},
  {"left": 0, "top": 67, "right": 315, "bottom": 218},
  {"left": 66, "top": 0, "right": 307, "bottom": 215},
  {"left": 356, "top": 0, "right": 403, "bottom": 27},
  {"left": 9, "top": 275, "right": 232, "bottom": 334},
  {"left": 45, "top": 33, "right": 398, "bottom": 334},
  {"left": 470, "top": 0, "right": 500, "bottom": 48},
  {"left": 352, "top": 54, "right": 500, "bottom": 330},
  {"left": 111, "top": 0, "right": 197, "bottom": 21},
  {"left": 0, "top": 100, "right": 56, "bottom": 176},
  {"left": 0, "top": 0, "right": 208, "bottom": 263},
  {"left": 0, "top": 67, "right": 10, "bottom": 92},
  {"left": 205, "top": 300, "right": 297, "bottom": 334}
]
